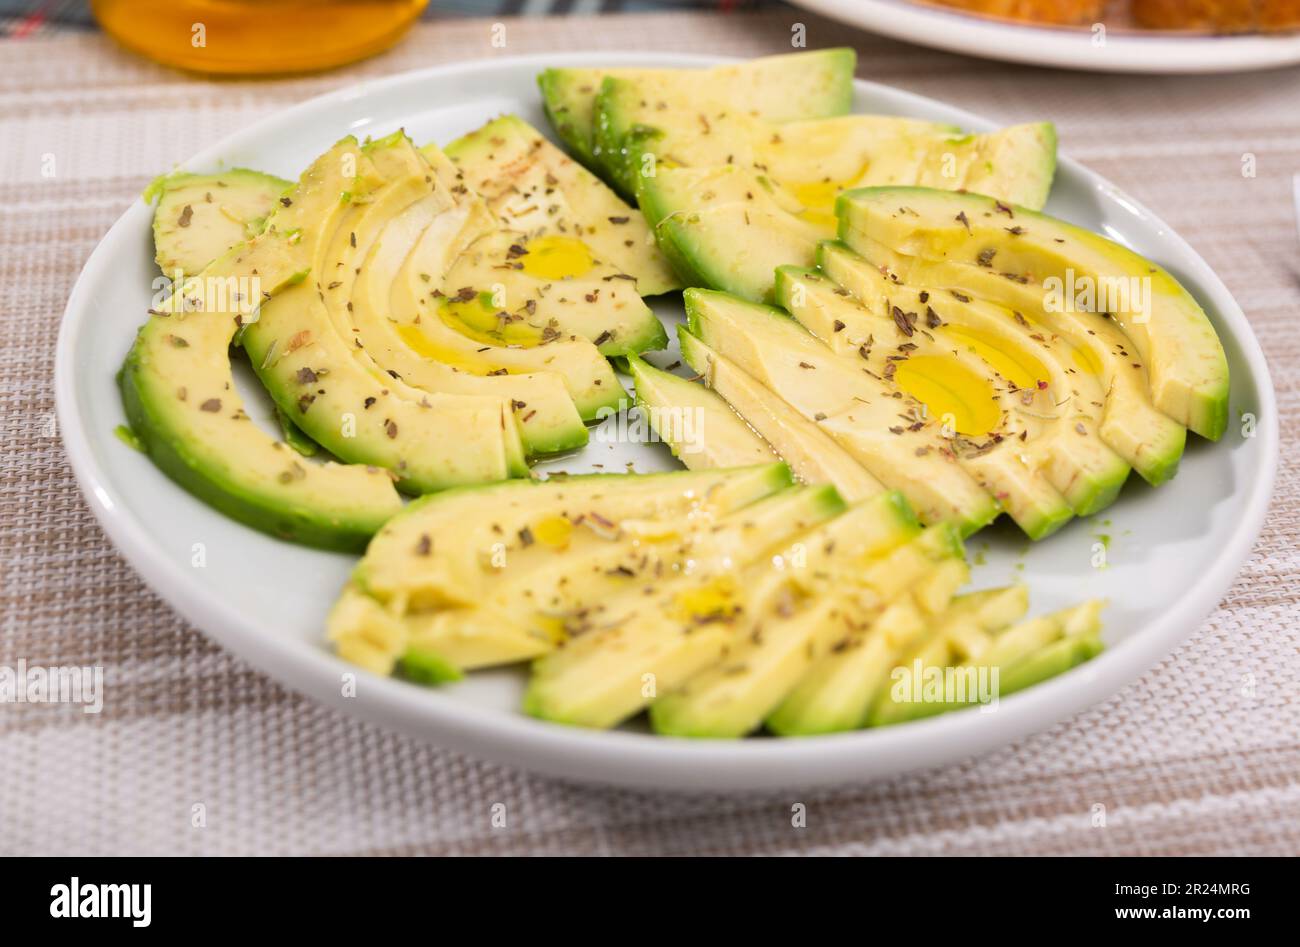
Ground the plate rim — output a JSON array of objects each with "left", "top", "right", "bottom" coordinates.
[
  {"left": 789, "top": 0, "right": 1300, "bottom": 73},
  {"left": 55, "top": 51, "right": 1279, "bottom": 791}
]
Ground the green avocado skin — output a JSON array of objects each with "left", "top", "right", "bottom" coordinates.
[{"left": 118, "top": 337, "right": 386, "bottom": 553}]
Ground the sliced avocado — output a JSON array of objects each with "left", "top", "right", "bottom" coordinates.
[
  {"left": 685, "top": 288, "right": 1000, "bottom": 535},
  {"left": 626, "top": 354, "right": 776, "bottom": 470},
  {"left": 590, "top": 48, "right": 857, "bottom": 195},
  {"left": 147, "top": 168, "right": 290, "bottom": 277},
  {"left": 120, "top": 139, "right": 405, "bottom": 552},
  {"left": 765, "top": 521, "right": 966, "bottom": 736},
  {"left": 637, "top": 163, "right": 822, "bottom": 304},
  {"left": 677, "top": 327, "right": 884, "bottom": 502},
  {"left": 275, "top": 405, "right": 318, "bottom": 457},
  {"left": 838, "top": 187, "right": 1228, "bottom": 441},
  {"left": 867, "top": 585, "right": 1028, "bottom": 725},
  {"left": 397, "top": 645, "right": 463, "bottom": 685},
  {"left": 776, "top": 262, "right": 1110, "bottom": 537},
  {"left": 386, "top": 186, "right": 624, "bottom": 423},
  {"left": 334, "top": 135, "right": 588, "bottom": 457},
  {"left": 649, "top": 490, "right": 920, "bottom": 738},
  {"left": 329, "top": 464, "right": 794, "bottom": 673},
  {"left": 240, "top": 137, "right": 528, "bottom": 495},
  {"left": 443, "top": 115, "right": 680, "bottom": 296},
  {"left": 615, "top": 103, "right": 1054, "bottom": 218},
  {"left": 870, "top": 598, "right": 1104, "bottom": 725},
  {"left": 816, "top": 241, "right": 1140, "bottom": 506},
  {"left": 523, "top": 483, "right": 847, "bottom": 729}
]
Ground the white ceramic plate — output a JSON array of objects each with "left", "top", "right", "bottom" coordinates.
[
  {"left": 56, "top": 53, "right": 1277, "bottom": 791},
  {"left": 791, "top": 0, "right": 1300, "bottom": 73}
]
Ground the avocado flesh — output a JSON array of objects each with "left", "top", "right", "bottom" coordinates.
[
  {"left": 627, "top": 354, "right": 777, "bottom": 470},
  {"left": 120, "top": 139, "right": 404, "bottom": 552},
  {"left": 776, "top": 264, "right": 1074, "bottom": 539},
  {"left": 685, "top": 288, "right": 1000, "bottom": 535},
  {"left": 523, "top": 484, "right": 847, "bottom": 729},
  {"left": 443, "top": 115, "right": 680, "bottom": 296},
  {"left": 416, "top": 479, "right": 821, "bottom": 671},
  {"left": 574, "top": 48, "right": 856, "bottom": 195},
  {"left": 638, "top": 163, "right": 823, "bottom": 304},
  {"left": 765, "top": 522, "right": 968, "bottom": 736},
  {"left": 240, "top": 142, "right": 528, "bottom": 495},
  {"left": 778, "top": 260, "right": 1130, "bottom": 534},
  {"left": 649, "top": 490, "right": 922, "bottom": 738},
  {"left": 386, "top": 181, "right": 624, "bottom": 422},
  {"left": 816, "top": 241, "right": 1139, "bottom": 507},
  {"left": 326, "top": 137, "right": 588, "bottom": 457},
  {"left": 866, "top": 585, "right": 1027, "bottom": 725},
  {"left": 870, "top": 598, "right": 1103, "bottom": 726},
  {"left": 677, "top": 328, "right": 884, "bottom": 502},
  {"left": 610, "top": 96, "right": 1054, "bottom": 216},
  {"left": 329, "top": 464, "right": 794, "bottom": 673},
  {"left": 843, "top": 237, "right": 1187, "bottom": 487},
  {"left": 839, "top": 187, "right": 1228, "bottom": 442},
  {"left": 147, "top": 168, "right": 290, "bottom": 277}
]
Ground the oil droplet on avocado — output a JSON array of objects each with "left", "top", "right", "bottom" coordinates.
[
  {"left": 394, "top": 323, "right": 500, "bottom": 374},
  {"left": 533, "top": 515, "right": 574, "bottom": 549},
  {"left": 436, "top": 292, "right": 543, "bottom": 347},
  {"left": 893, "top": 355, "right": 1001, "bottom": 437},
  {"left": 942, "top": 325, "right": 1049, "bottom": 391},
  {"left": 788, "top": 171, "right": 866, "bottom": 234},
  {"left": 673, "top": 576, "right": 741, "bottom": 624},
  {"left": 519, "top": 235, "right": 595, "bottom": 280}
]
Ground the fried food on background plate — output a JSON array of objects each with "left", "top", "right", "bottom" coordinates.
[
  {"left": 927, "top": 0, "right": 1107, "bottom": 25},
  {"left": 1132, "top": 0, "right": 1300, "bottom": 31}
]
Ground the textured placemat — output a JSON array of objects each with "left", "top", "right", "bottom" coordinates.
[{"left": 1, "top": 10, "right": 1297, "bottom": 856}]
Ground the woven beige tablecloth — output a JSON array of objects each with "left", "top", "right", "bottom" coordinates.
[{"left": 2, "top": 10, "right": 1298, "bottom": 856}]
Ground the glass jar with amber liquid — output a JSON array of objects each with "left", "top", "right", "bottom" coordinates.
[{"left": 91, "top": 0, "right": 430, "bottom": 74}]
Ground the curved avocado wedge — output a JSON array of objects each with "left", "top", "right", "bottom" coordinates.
[
  {"left": 648, "top": 490, "right": 921, "bottom": 739},
  {"left": 775, "top": 264, "right": 1078, "bottom": 539},
  {"left": 838, "top": 186, "right": 1229, "bottom": 441},
  {"left": 626, "top": 354, "right": 777, "bottom": 470},
  {"left": 442, "top": 115, "right": 680, "bottom": 296},
  {"left": 146, "top": 167, "right": 290, "bottom": 277},
  {"left": 329, "top": 463, "right": 794, "bottom": 674},
  {"left": 241, "top": 139, "right": 528, "bottom": 495},
  {"left": 120, "top": 139, "right": 404, "bottom": 551},
  {"left": 685, "top": 288, "right": 999, "bottom": 536},
  {"left": 814, "top": 242, "right": 1141, "bottom": 505},
  {"left": 765, "top": 522, "right": 967, "bottom": 736},
  {"left": 326, "top": 135, "right": 588, "bottom": 457},
  {"left": 677, "top": 327, "right": 884, "bottom": 502},
  {"left": 590, "top": 48, "right": 857, "bottom": 196},
  {"left": 523, "top": 484, "right": 847, "bottom": 730}
]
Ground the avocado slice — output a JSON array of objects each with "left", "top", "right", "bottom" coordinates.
[
  {"left": 522, "top": 483, "right": 847, "bottom": 729},
  {"left": 765, "top": 522, "right": 967, "bottom": 735},
  {"left": 321, "top": 135, "right": 589, "bottom": 457},
  {"left": 120, "top": 139, "right": 405, "bottom": 552},
  {"left": 146, "top": 168, "right": 290, "bottom": 278},
  {"left": 677, "top": 328, "right": 884, "bottom": 502},
  {"left": 685, "top": 288, "right": 1000, "bottom": 535},
  {"left": 869, "top": 598, "right": 1103, "bottom": 726},
  {"left": 329, "top": 464, "right": 794, "bottom": 673},
  {"left": 240, "top": 138, "right": 528, "bottom": 495},
  {"left": 443, "top": 115, "right": 680, "bottom": 296},
  {"left": 816, "top": 241, "right": 1146, "bottom": 501},
  {"left": 838, "top": 187, "right": 1229, "bottom": 442},
  {"left": 608, "top": 91, "right": 1055, "bottom": 216},
  {"left": 775, "top": 262, "right": 1128, "bottom": 536},
  {"left": 626, "top": 354, "right": 777, "bottom": 470},
  {"left": 649, "top": 490, "right": 921, "bottom": 738},
  {"left": 537, "top": 48, "right": 856, "bottom": 192},
  {"left": 638, "top": 163, "right": 823, "bottom": 304}
]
